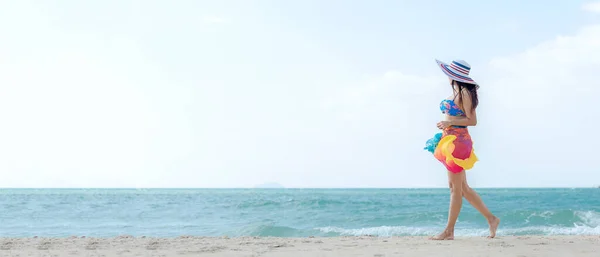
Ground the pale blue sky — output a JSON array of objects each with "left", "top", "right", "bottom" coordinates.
[{"left": 0, "top": 0, "right": 598, "bottom": 188}]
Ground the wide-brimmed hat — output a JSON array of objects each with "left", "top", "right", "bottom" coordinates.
[{"left": 435, "top": 59, "right": 477, "bottom": 85}]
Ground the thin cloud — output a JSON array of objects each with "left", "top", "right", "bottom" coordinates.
[
  {"left": 203, "top": 16, "right": 228, "bottom": 24},
  {"left": 582, "top": 2, "right": 600, "bottom": 13},
  {"left": 483, "top": 23, "right": 600, "bottom": 186}
]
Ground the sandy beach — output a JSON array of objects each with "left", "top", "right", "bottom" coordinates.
[{"left": 0, "top": 236, "right": 597, "bottom": 257}]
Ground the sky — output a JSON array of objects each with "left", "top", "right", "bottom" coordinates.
[{"left": 0, "top": 0, "right": 599, "bottom": 188}]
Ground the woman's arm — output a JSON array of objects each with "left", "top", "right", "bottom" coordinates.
[{"left": 449, "top": 90, "right": 477, "bottom": 126}]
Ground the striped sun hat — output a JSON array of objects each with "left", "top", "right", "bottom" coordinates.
[{"left": 435, "top": 59, "right": 477, "bottom": 85}]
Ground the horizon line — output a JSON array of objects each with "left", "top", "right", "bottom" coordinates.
[{"left": 0, "top": 186, "right": 597, "bottom": 189}]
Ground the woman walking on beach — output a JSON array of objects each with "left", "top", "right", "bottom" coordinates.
[{"left": 424, "top": 59, "right": 500, "bottom": 240}]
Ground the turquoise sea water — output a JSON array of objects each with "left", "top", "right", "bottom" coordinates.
[{"left": 1, "top": 188, "right": 599, "bottom": 237}]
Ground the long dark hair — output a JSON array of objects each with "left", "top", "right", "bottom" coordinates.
[{"left": 452, "top": 80, "right": 479, "bottom": 111}]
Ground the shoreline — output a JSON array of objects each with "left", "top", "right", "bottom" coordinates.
[{"left": 0, "top": 235, "right": 598, "bottom": 256}]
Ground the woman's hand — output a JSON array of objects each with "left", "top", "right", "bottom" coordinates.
[{"left": 437, "top": 121, "right": 452, "bottom": 130}]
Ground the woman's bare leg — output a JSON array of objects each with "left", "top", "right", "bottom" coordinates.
[
  {"left": 461, "top": 182, "right": 500, "bottom": 238},
  {"left": 431, "top": 171, "right": 464, "bottom": 240}
]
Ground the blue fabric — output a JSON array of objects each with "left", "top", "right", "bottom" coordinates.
[
  {"left": 440, "top": 99, "right": 467, "bottom": 128},
  {"left": 440, "top": 99, "right": 465, "bottom": 116},
  {"left": 424, "top": 132, "right": 443, "bottom": 153}
]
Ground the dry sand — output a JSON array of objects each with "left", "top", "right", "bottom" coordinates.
[{"left": 0, "top": 235, "right": 598, "bottom": 256}]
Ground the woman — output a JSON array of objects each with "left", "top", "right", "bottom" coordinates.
[{"left": 424, "top": 59, "right": 500, "bottom": 240}]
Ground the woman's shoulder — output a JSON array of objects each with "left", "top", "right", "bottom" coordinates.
[
  {"left": 459, "top": 87, "right": 472, "bottom": 95},
  {"left": 458, "top": 89, "right": 473, "bottom": 101}
]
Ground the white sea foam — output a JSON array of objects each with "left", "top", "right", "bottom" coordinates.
[
  {"left": 316, "top": 223, "right": 600, "bottom": 237},
  {"left": 574, "top": 210, "right": 600, "bottom": 227}
]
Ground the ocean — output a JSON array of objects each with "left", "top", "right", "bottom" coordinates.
[{"left": 1, "top": 188, "right": 599, "bottom": 237}]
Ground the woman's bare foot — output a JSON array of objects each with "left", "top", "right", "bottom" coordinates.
[
  {"left": 430, "top": 230, "right": 454, "bottom": 240},
  {"left": 487, "top": 216, "right": 500, "bottom": 238}
]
